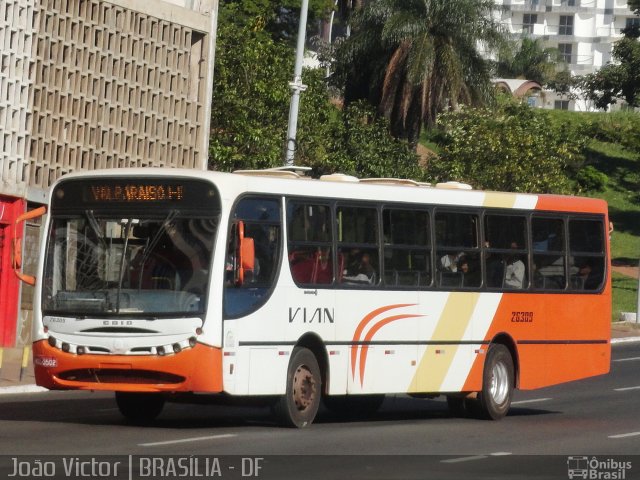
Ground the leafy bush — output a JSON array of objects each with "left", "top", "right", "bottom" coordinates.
[
  {"left": 427, "top": 102, "right": 586, "bottom": 194},
  {"left": 576, "top": 165, "right": 608, "bottom": 192},
  {"left": 585, "top": 112, "right": 640, "bottom": 153}
]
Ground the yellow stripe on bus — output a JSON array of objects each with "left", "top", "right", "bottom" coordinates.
[
  {"left": 482, "top": 192, "right": 517, "bottom": 209},
  {"left": 409, "top": 292, "right": 480, "bottom": 392}
]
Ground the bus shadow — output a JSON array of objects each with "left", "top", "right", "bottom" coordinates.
[{"left": 0, "top": 395, "right": 560, "bottom": 429}]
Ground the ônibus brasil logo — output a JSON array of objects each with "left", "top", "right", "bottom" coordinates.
[{"left": 567, "top": 456, "right": 632, "bottom": 479}]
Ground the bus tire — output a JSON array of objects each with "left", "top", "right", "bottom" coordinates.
[
  {"left": 323, "top": 394, "right": 385, "bottom": 417},
  {"left": 115, "top": 392, "right": 165, "bottom": 424},
  {"left": 476, "top": 344, "right": 514, "bottom": 420},
  {"left": 273, "top": 347, "right": 321, "bottom": 428}
]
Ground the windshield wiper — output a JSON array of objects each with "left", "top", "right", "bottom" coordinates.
[
  {"left": 85, "top": 210, "right": 108, "bottom": 251},
  {"left": 115, "top": 219, "right": 135, "bottom": 314},
  {"left": 136, "top": 210, "right": 179, "bottom": 290}
]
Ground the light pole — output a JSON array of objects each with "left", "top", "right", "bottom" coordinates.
[{"left": 284, "top": 0, "right": 309, "bottom": 166}]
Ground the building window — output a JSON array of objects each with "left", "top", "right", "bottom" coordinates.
[
  {"left": 523, "top": 14, "right": 538, "bottom": 34},
  {"left": 554, "top": 100, "right": 570, "bottom": 110},
  {"left": 625, "top": 17, "right": 640, "bottom": 31},
  {"left": 559, "top": 15, "right": 574, "bottom": 35},
  {"left": 561, "top": 0, "right": 576, "bottom": 6},
  {"left": 558, "top": 43, "right": 573, "bottom": 63}
]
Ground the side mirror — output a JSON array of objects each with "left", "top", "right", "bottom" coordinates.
[
  {"left": 12, "top": 206, "right": 47, "bottom": 286},
  {"left": 235, "top": 221, "right": 255, "bottom": 286}
]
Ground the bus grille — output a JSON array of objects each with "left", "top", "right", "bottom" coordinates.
[{"left": 58, "top": 369, "right": 185, "bottom": 384}]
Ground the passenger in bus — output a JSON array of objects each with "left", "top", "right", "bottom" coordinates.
[
  {"left": 577, "top": 260, "right": 601, "bottom": 290},
  {"left": 503, "top": 242, "right": 525, "bottom": 289},
  {"left": 440, "top": 252, "right": 462, "bottom": 272},
  {"left": 458, "top": 256, "right": 480, "bottom": 287},
  {"left": 342, "top": 250, "right": 376, "bottom": 285}
]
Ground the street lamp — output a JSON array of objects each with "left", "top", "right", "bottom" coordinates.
[{"left": 284, "top": 0, "right": 309, "bottom": 166}]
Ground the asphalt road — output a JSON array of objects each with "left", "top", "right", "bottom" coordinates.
[{"left": 0, "top": 342, "right": 638, "bottom": 479}]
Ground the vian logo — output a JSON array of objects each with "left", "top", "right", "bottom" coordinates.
[{"left": 288, "top": 307, "right": 334, "bottom": 324}]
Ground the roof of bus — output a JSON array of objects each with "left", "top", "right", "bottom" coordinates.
[{"left": 53, "top": 168, "right": 608, "bottom": 215}]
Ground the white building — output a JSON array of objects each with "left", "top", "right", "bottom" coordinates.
[{"left": 495, "top": 0, "right": 638, "bottom": 110}]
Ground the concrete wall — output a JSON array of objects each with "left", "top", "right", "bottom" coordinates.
[{"left": 0, "top": 0, "right": 218, "bottom": 347}]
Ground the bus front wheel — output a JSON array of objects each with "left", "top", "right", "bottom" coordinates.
[
  {"left": 476, "top": 344, "right": 514, "bottom": 420},
  {"left": 115, "top": 392, "right": 165, "bottom": 424},
  {"left": 273, "top": 347, "right": 321, "bottom": 428}
]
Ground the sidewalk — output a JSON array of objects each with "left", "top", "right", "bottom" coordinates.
[{"left": 1, "top": 323, "right": 639, "bottom": 392}]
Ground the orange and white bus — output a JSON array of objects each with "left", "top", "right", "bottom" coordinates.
[{"left": 16, "top": 168, "right": 611, "bottom": 427}]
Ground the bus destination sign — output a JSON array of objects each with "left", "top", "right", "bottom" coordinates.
[{"left": 87, "top": 184, "right": 184, "bottom": 203}]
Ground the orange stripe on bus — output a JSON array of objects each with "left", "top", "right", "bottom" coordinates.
[
  {"left": 350, "top": 304, "right": 415, "bottom": 379},
  {"left": 357, "top": 313, "right": 424, "bottom": 386}
]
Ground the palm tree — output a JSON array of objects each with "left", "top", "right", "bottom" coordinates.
[
  {"left": 333, "top": 0, "right": 506, "bottom": 145},
  {"left": 495, "top": 37, "right": 559, "bottom": 85}
]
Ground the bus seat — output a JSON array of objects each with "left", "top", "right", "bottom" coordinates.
[{"left": 439, "top": 271, "right": 462, "bottom": 287}]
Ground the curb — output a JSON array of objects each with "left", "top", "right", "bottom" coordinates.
[
  {"left": 0, "top": 385, "right": 48, "bottom": 395},
  {"left": 611, "top": 336, "right": 640, "bottom": 344}
]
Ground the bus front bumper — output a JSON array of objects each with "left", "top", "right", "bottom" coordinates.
[{"left": 32, "top": 340, "right": 223, "bottom": 393}]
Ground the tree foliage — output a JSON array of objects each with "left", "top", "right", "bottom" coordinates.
[
  {"left": 218, "top": 0, "right": 334, "bottom": 41},
  {"left": 580, "top": 33, "right": 640, "bottom": 109},
  {"left": 494, "top": 38, "right": 559, "bottom": 85},
  {"left": 427, "top": 102, "right": 585, "bottom": 193},
  {"left": 209, "top": 21, "right": 292, "bottom": 170},
  {"left": 333, "top": 0, "right": 505, "bottom": 145},
  {"left": 209, "top": 3, "right": 421, "bottom": 179}
]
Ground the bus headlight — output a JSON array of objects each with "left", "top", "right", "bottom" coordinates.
[{"left": 157, "top": 346, "right": 166, "bottom": 356}]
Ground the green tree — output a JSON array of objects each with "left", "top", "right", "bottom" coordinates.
[
  {"left": 629, "top": 0, "right": 640, "bottom": 15},
  {"left": 333, "top": 0, "right": 505, "bottom": 145},
  {"left": 219, "top": 0, "right": 334, "bottom": 42},
  {"left": 209, "top": 21, "right": 292, "bottom": 170},
  {"left": 580, "top": 36, "right": 640, "bottom": 109},
  {"left": 209, "top": 3, "right": 421, "bottom": 178},
  {"left": 495, "top": 38, "right": 559, "bottom": 85},
  {"left": 427, "top": 102, "right": 585, "bottom": 193}
]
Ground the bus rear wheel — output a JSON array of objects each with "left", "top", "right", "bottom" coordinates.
[
  {"left": 476, "top": 344, "right": 514, "bottom": 420},
  {"left": 273, "top": 347, "right": 321, "bottom": 428},
  {"left": 115, "top": 392, "right": 165, "bottom": 424}
]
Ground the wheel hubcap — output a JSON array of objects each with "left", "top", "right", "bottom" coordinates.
[
  {"left": 292, "top": 365, "right": 316, "bottom": 411},
  {"left": 490, "top": 361, "right": 509, "bottom": 405}
]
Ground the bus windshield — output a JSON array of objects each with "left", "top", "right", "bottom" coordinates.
[{"left": 42, "top": 212, "right": 218, "bottom": 316}]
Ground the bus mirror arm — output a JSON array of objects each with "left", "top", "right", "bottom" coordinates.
[
  {"left": 12, "top": 206, "right": 47, "bottom": 286},
  {"left": 235, "top": 221, "right": 255, "bottom": 287}
]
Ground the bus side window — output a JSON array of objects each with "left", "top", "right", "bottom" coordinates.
[
  {"left": 382, "top": 208, "right": 431, "bottom": 287},
  {"left": 223, "top": 197, "right": 282, "bottom": 318},
  {"left": 435, "top": 211, "right": 480, "bottom": 289},
  {"left": 287, "top": 203, "right": 333, "bottom": 285},
  {"left": 484, "top": 214, "right": 528, "bottom": 290},
  {"left": 337, "top": 205, "right": 379, "bottom": 286},
  {"left": 568, "top": 218, "right": 605, "bottom": 291},
  {"left": 532, "top": 217, "right": 566, "bottom": 290}
]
